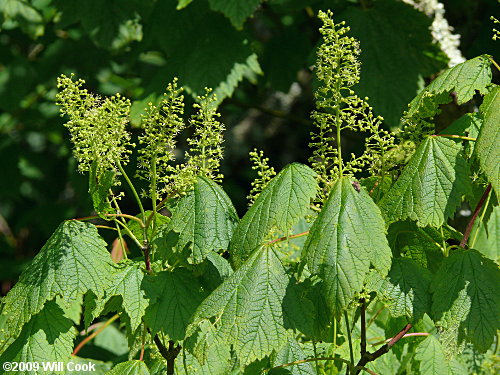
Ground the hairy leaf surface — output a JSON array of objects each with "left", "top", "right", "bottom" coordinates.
[
  {"left": 302, "top": 177, "right": 391, "bottom": 318},
  {"left": 143, "top": 268, "right": 206, "bottom": 340},
  {"left": 191, "top": 247, "right": 289, "bottom": 365},
  {"left": 0, "top": 301, "right": 76, "bottom": 373},
  {"left": 475, "top": 85, "right": 500, "bottom": 200},
  {"left": 271, "top": 339, "right": 315, "bottom": 375},
  {"left": 101, "top": 261, "right": 148, "bottom": 333},
  {"left": 380, "top": 137, "right": 471, "bottom": 227},
  {"left": 407, "top": 55, "right": 492, "bottom": 119},
  {"left": 230, "top": 163, "right": 317, "bottom": 267},
  {"left": 163, "top": 176, "right": 239, "bottom": 263},
  {"left": 106, "top": 360, "right": 150, "bottom": 375},
  {"left": 1, "top": 221, "right": 114, "bottom": 334},
  {"left": 184, "top": 320, "right": 231, "bottom": 370},
  {"left": 374, "top": 258, "right": 432, "bottom": 322},
  {"left": 431, "top": 250, "right": 500, "bottom": 353}
]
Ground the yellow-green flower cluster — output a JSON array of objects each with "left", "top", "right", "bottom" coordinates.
[
  {"left": 247, "top": 149, "right": 276, "bottom": 205},
  {"left": 182, "top": 88, "right": 225, "bottom": 183},
  {"left": 56, "top": 74, "right": 133, "bottom": 180},
  {"left": 310, "top": 10, "right": 394, "bottom": 200},
  {"left": 137, "top": 79, "right": 185, "bottom": 198},
  {"left": 491, "top": 16, "right": 499, "bottom": 40}
]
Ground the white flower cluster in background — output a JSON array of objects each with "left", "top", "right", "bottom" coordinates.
[{"left": 403, "top": 0, "right": 466, "bottom": 66}]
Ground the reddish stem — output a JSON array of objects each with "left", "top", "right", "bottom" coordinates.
[
  {"left": 265, "top": 230, "right": 310, "bottom": 246},
  {"left": 460, "top": 184, "right": 492, "bottom": 248},
  {"left": 353, "top": 324, "right": 412, "bottom": 374}
]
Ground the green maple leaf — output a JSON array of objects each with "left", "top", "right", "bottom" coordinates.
[
  {"left": 406, "top": 55, "right": 492, "bottom": 119},
  {"left": 106, "top": 360, "right": 150, "bottom": 375},
  {"left": 143, "top": 268, "right": 206, "bottom": 340},
  {"left": 160, "top": 176, "right": 239, "bottom": 264},
  {"left": 302, "top": 177, "right": 392, "bottom": 318},
  {"left": 184, "top": 320, "right": 231, "bottom": 369},
  {"left": 1, "top": 221, "right": 115, "bottom": 336},
  {"left": 415, "top": 334, "right": 468, "bottom": 375},
  {"left": 96, "top": 261, "right": 148, "bottom": 333},
  {"left": 0, "top": 301, "right": 77, "bottom": 374},
  {"left": 387, "top": 221, "right": 461, "bottom": 272},
  {"left": 149, "top": 1, "right": 262, "bottom": 102},
  {"left": 439, "top": 113, "right": 482, "bottom": 158},
  {"left": 475, "top": 85, "right": 500, "bottom": 201},
  {"left": 431, "top": 249, "right": 500, "bottom": 354},
  {"left": 55, "top": 0, "right": 144, "bottom": 51},
  {"left": 380, "top": 137, "right": 471, "bottom": 227},
  {"left": 473, "top": 205, "right": 500, "bottom": 263},
  {"left": 373, "top": 258, "right": 432, "bottom": 322},
  {"left": 230, "top": 163, "right": 317, "bottom": 267},
  {"left": 271, "top": 339, "right": 315, "bottom": 375},
  {"left": 341, "top": 0, "right": 447, "bottom": 126},
  {"left": 208, "top": 0, "right": 260, "bottom": 29},
  {"left": 282, "top": 278, "right": 330, "bottom": 341},
  {"left": 191, "top": 247, "right": 289, "bottom": 365}
]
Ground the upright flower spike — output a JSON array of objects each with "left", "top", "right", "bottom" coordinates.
[
  {"left": 247, "top": 149, "right": 276, "bottom": 205},
  {"left": 174, "top": 88, "right": 225, "bottom": 195},
  {"left": 137, "top": 79, "right": 185, "bottom": 198},
  {"left": 56, "top": 74, "right": 133, "bottom": 181},
  {"left": 310, "top": 11, "right": 394, "bottom": 202}
]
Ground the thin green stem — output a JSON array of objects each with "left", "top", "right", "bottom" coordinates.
[
  {"left": 489, "top": 56, "right": 500, "bottom": 72},
  {"left": 333, "top": 72, "right": 343, "bottom": 178},
  {"left": 344, "top": 310, "right": 355, "bottom": 375},
  {"left": 72, "top": 213, "right": 141, "bottom": 224},
  {"left": 151, "top": 157, "right": 157, "bottom": 236},
  {"left": 117, "top": 161, "right": 147, "bottom": 240},
  {"left": 95, "top": 225, "right": 117, "bottom": 231},
  {"left": 149, "top": 156, "right": 158, "bottom": 263},
  {"left": 114, "top": 219, "right": 142, "bottom": 248},
  {"left": 336, "top": 113, "right": 343, "bottom": 177},
  {"left": 440, "top": 226, "right": 448, "bottom": 257},
  {"left": 108, "top": 190, "right": 128, "bottom": 226},
  {"left": 432, "top": 134, "right": 476, "bottom": 142},
  {"left": 331, "top": 318, "right": 338, "bottom": 375},
  {"left": 115, "top": 220, "right": 128, "bottom": 260},
  {"left": 312, "top": 341, "right": 321, "bottom": 374},
  {"left": 107, "top": 213, "right": 144, "bottom": 226}
]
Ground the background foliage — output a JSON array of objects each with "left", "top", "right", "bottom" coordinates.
[{"left": 0, "top": 0, "right": 498, "bottom": 296}]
